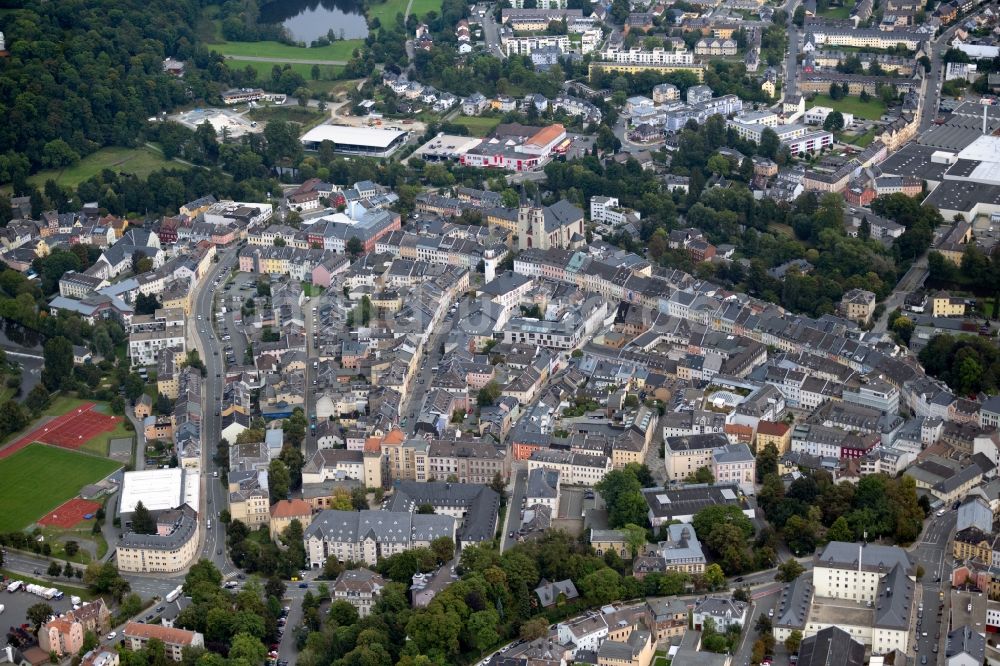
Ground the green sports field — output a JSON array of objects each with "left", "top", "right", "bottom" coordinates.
[{"left": 0, "top": 444, "right": 121, "bottom": 532}]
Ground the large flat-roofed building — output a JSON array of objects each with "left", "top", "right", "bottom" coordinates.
[
  {"left": 118, "top": 468, "right": 198, "bottom": 516},
  {"left": 642, "top": 483, "right": 754, "bottom": 527},
  {"left": 413, "top": 134, "right": 484, "bottom": 162},
  {"left": 460, "top": 123, "right": 567, "bottom": 172},
  {"left": 300, "top": 125, "right": 408, "bottom": 158}
]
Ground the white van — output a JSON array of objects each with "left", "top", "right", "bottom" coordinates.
[{"left": 206, "top": 519, "right": 212, "bottom": 530}]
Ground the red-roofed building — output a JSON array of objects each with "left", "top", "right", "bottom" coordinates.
[
  {"left": 270, "top": 499, "right": 314, "bottom": 539},
  {"left": 724, "top": 423, "right": 754, "bottom": 445},
  {"left": 755, "top": 420, "right": 791, "bottom": 453},
  {"left": 123, "top": 623, "right": 204, "bottom": 661}
]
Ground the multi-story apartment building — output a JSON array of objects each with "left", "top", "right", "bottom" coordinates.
[
  {"left": 597, "top": 47, "right": 695, "bottom": 65},
  {"left": 270, "top": 499, "right": 313, "bottom": 540},
  {"left": 806, "top": 26, "right": 922, "bottom": 50},
  {"left": 128, "top": 308, "right": 185, "bottom": 366},
  {"left": 116, "top": 505, "right": 200, "bottom": 574},
  {"left": 332, "top": 569, "right": 387, "bottom": 618},
  {"left": 123, "top": 623, "right": 205, "bottom": 662},
  {"left": 712, "top": 443, "right": 756, "bottom": 494},
  {"left": 227, "top": 470, "right": 270, "bottom": 529},
  {"left": 663, "top": 433, "right": 729, "bottom": 482},
  {"left": 754, "top": 420, "right": 791, "bottom": 453},
  {"left": 842, "top": 378, "right": 900, "bottom": 414},
  {"left": 304, "top": 510, "right": 456, "bottom": 567},
  {"left": 841, "top": 288, "right": 876, "bottom": 324},
  {"left": 528, "top": 449, "right": 613, "bottom": 485},
  {"left": 427, "top": 439, "right": 511, "bottom": 484}
]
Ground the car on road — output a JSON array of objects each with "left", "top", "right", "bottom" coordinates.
[
  {"left": 156, "top": 606, "right": 165, "bottom": 612},
  {"left": 299, "top": 583, "right": 308, "bottom": 588},
  {"left": 145, "top": 614, "right": 154, "bottom": 621},
  {"left": 106, "top": 632, "right": 117, "bottom": 640}
]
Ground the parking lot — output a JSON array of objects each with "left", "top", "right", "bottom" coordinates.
[
  {"left": 214, "top": 272, "right": 258, "bottom": 368},
  {"left": 2, "top": 582, "right": 78, "bottom": 629}
]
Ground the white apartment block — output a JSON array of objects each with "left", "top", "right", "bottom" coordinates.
[
  {"left": 527, "top": 450, "right": 612, "bottom": 486},
  {"left": 510, "top": 0, "right": 566, "bottom": 7},
  {"left": 590, "top": 196, "right": 641, "bottom": 226},
  {"left": 128, "top": 308, "right": 186, "bottom": 366},
  {"left": 804, "top": 106, "right": 855, "bottom": 128},
  {"left": 504, "top": 34, "right": 570, "bottom": 56},
  {"left": 597, "top": 47, "right": 695, "bottom": 65}
]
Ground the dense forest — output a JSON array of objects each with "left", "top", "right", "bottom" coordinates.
[{"left": 0, "top": 0, "right": 238, "bottom": 185}]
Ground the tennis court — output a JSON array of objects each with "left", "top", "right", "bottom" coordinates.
[{"left": 37, "top": 498, "right": 103, "bottom": 529}]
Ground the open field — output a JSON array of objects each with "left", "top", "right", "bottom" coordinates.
[
  {"left": 451, "top": 115, "right": 502, "bottom": 136},
  {"left": 0, "top": 444, "right": 120, "bottom": 532},
  {"left": 210, "top": 40, "right": 362, "bottom": 62},
  {"left": 232, "top": 60, "right": 344, "bottom": 82},
  {"left": 368, "top": 0, "right": 442, "bottom": 25},
  {"left": 247, "top": 105, "right": 325, "bottom": 124},
  {"left": 810, "top": 94, "right": 886, "bottom": 120},
  {"left": 20, "top": 147, "right": 178, "bottom": 191}
]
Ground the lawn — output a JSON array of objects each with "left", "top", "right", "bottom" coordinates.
[
  {"left": 38, "top": 525, "right": 109, "bottom": 564},
  {"left": 769, "top": 222, "right": 796, "bottom": 238},
  {"left": 309, "top": 79, "right": 365, "bottom": 98},
  {"left": 818, "top": 5, "right": 851, "bottom": 17},
  {"left": 247, "top": 105, "right": 325, "bottom": 125},
  {"left": 22, "top": 146, "right": 179, "bottom": 191},
  {"left": 810, "top": 94, "right": 886, "bottom": 121},
  {"left": 302, "top": 283, "right": 325, "bottom": 297},
  {"left": 452, "top": 115, "right": 502, "bottom": 137},
  {"left": 842, "top": 127, "right": 877, "bottom": 147},
  {"left": 42, "top": 396, "right": 94, "bottom": 418},
  {"left": 367, "top": 0, "right": 442, "bottom": 24},
  {"left": 79, "top": 418, "right": 132, "bottom": 457},
  {"left": 818, "top": 0, "right": 855, "bottom": 18},
  {"left": 0, "top": 444, "right": 121, "bottom": 532},
  {"left": 232, "top": 59, "right": 344, "bottom": 83},
  {"left": 211, "top": 40, "right": 362, "bottom": 62}
]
